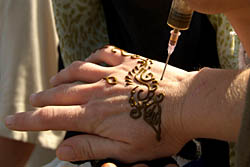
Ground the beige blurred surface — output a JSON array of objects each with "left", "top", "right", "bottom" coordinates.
[{"left": 0, "top": 0, "right": 65, "bottom": 166}]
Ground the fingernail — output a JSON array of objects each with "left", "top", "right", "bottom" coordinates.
[
  {"left": 50, "top": 75, "right": 56, "bottom": 84},
  {"left": 5, "top": 115, "right": 14, "bottom": 127},
  {"left": 57, "top": 145, "right": 76, "bottom": 161}
]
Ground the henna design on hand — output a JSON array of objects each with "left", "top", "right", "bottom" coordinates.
[
  {"left": 103, "top": 76, "right": 118, "bottom": 85},
  {"left": 111, "top": 46, "right": 165, "bottom": 141}
]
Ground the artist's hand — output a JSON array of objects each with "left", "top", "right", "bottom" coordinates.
[
  {"left": 5, "top": 45, "right": 195, "bottom": 163},
  {"left": 185, "top": 0, "right": 248, "bottom": 14}
]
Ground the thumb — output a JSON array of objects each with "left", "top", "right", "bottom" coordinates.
[{"left": 56, "top": 134, "right": 128, "bottom": 162}]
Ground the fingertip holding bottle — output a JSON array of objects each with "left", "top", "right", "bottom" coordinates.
[{"left": 101, "top": 162, "right": 117, "bottom": 167}]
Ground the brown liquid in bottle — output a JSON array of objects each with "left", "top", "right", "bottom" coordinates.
[{"left": 167, "top": 9, "right": 193, "bottom": 30}]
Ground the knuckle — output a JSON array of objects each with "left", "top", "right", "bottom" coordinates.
[
  {"left": 83, "top": 102, "right": 104, "bottom": 131},
  {"left": 56, "top": 84, "right": 70, "bottom": 95},
  {"left": 78, "top": 139, "right": 96, "bottom": 160},
  {"left": 84, "top": 102, "right": 100, "bottom": 119},
  {"left": 36, "top": 107, "right": 55, "bottom": 125},
  {"left": 96, "top": 49, "right": 108, "bottom": 59},
  {"left": 51, "top": 84, "right": 82, "bottom": 103},
  {"left": 69, "top": 61, "right": 83, "bottom": 73},
  {"left": 49, "top": 86, "right": 66, "bottom": 102},
  {"left": 103, "top": 46, "right": 111, "bottom": 54},
  {"left": 71, "top": 60, "right": 83, "bottom": 67},
  {"left": 97, "top": 45, "right": 113, "bottom": 56}
]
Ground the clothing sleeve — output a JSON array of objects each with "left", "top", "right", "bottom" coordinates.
[
  {"left": 0, "top": 0, "right": 65, "bottom": 149},
  {"left": 208, "top": 14, "right": 240, "bottom": 69},
  {"left": 52, "top": 0, "right": 109, "bottom": 66}
]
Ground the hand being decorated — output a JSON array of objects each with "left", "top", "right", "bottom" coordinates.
[{"left": 5, "top": 45, "right": 194, "bottom": 163}]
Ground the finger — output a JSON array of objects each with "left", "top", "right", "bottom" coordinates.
[
  {"left": 5, "top": 105, "right": 89, "bottom": 132},
  {"left": 50, "top": 61, "right": 112, "bottom": 87},
  {"left": 86, "top": 45, "right": 130, "bottom": 66},
  {"left": 56, "top": 135, "right": 128, "bottom": 162},
  {"left": 30, "top": 82, "right": 99, "bottom": 107},
  {"left": 101, "top": 163, "right": 117, "bottom": 167},
  {"left": 5, "top": 97, "right": 129, "bottom": 133}
]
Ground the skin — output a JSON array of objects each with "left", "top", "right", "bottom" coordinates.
[
  {"left": 185, "top": 0, "right": 250, "bottom": 56},
  {"left": 101, "top": 163, "right": 117, "bottom": 167},
  {"left": 4, "top": 0, "right": 250, "bottom": 166},
  {"left": 185, "top": 0, "right": 248, "bottom": 14},
  {"left": 4, "top": 45, "right": 250, "bottom": 164},
  {"left": 6, "top": 46, "right": 192, "bottom": 163}
]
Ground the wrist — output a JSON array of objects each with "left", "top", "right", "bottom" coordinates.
[
  {"left": 181, "top": 68, "right": 249, "bottom": 142},
  {"left": 160, "top": 69, "right": 198, "bottom": 144}
]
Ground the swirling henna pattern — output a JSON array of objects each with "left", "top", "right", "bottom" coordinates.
[{"left": 111, "top": 46, "right": 165, "bottom": 141}]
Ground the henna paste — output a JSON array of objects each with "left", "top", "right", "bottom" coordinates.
[
  {"left": 111, "top": 46, "right": 140, "bottom": 59},
  {"left": 103, "top": 76, "right": 118, "bottom": 85},
  {"left": 111, "top": 46, "right": 165, "bottom": 141}
]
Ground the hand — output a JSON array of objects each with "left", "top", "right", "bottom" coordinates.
[
  {"left": 5, "top": 45, "right": 195, "bottom": 163},
  {"left": 101, "top": 163, "right": 117, "bottom": 167},
  {"left": 184, "top": 0, "right": 248, "bottom": 14}
]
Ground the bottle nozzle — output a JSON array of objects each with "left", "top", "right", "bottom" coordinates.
[
  {"left": 168, "top": 29, "right": 181, "bottom": 55},
  {"left": 160, "top": 29, "right": 181, "bottom": 81}
]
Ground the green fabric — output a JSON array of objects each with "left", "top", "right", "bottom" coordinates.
[
  {"left": 236, "top": 72, "right": 250, "bottom": 167},
  {"left": 208, "top": 14, "right": 240, "bottom": 70},
  {"left": 52, "top": 0, "right": 108, "bottom": 67}
]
